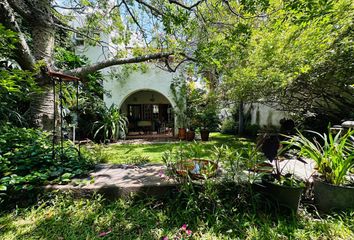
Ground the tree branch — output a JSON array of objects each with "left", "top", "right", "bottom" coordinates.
[
  {"left": 135, "top": 0, "right": 163, "bottom": 16},
  {"left": 163, "top": 57, "right": 188, "bottom": 72},
  {"left": 0, "top": 0, "right": 35, "bottom": 71},
  {"left": 168, "top": 0, "right": 205, "bottom": 11},
  {"left": 53, "top": 23, "right": 119, "bottom": 53},
  {"left": 7, "top": 0, "right": 32, "bottom": 20},
  {"left": 122, "top": 0, "right": 148, "bottom": 43},
  {"left": 67, "top": 52, "right": 174, "bottom": 77}
]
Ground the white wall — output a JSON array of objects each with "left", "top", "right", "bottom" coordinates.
[
  {"left": 103, "top": 65, "right": 177, "bottom": 109},
  {"left": 246, "top": 103, "right": 289, "bottom": 127},
  {"left": 103, "top": 64, "right": 180, "bottom": 133}
]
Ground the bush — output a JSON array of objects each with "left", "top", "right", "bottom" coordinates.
[
  {"left": 0, "top": 124, "right": 97, "bottom": 196},
  {"left": 220, "top": 118, "right": 237, "bottom": 134},
  {"left": 244, "top": 124, "right": 261, "bottom": 138}
]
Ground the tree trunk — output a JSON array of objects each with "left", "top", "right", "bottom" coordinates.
[
  {"left": 238, "top": 100, "right": 244, "bottom": 135},
  {"left": 26, "top": 0, "right": 56, "bottom": 130},
  {"left": 30, "top": 85, "right": 57, "bottom": 131},
  {"left": 32, "top": 26, "right": 55, "bottom": 66}
]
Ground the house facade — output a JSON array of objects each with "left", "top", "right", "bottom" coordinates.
[{"left": 74, "top": 31, "right": 180, "bottom": 136}]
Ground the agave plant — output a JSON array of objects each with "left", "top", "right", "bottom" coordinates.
[
  {"left": 286, "top": 129, "right": 354, "bottom": 185},
  {"left": 93, "top": 104, "right": 128, "bottom": 142}
]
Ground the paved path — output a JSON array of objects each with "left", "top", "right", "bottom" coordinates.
[
  {"left": 45, "top": 158, "right": 316, "bottom": 199},
  {"left": 45, "top": 164, "right": 177, "bottom": 199},
  {"left": 275, "top": 157, "right": 316, "bottom": 181}
]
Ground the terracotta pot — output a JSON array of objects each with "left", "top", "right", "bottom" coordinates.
[
  {"left": 200, "top": 129, "right": 210, "bottom": 141},
  {"left": 178, "top": 128, "right": 186, "bottom": 140},
  {"left": 186, "top": 131, "right": 195, "bottom": 141}
]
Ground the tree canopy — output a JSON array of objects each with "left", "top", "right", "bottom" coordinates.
[{"left": 0, "top": 0, "right": 353, "bottom": 128}]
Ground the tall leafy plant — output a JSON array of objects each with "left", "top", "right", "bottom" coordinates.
[
  {"left": 286, "top": 129, "right": 354, "bottom": 185},
  {"left": 93, "top": 105, "right": 128, "bottom": 142},
  {"left": 170, "top": 78, "right": 187, "bottom": 129}
]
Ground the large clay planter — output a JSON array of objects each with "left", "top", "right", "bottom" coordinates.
[
  {"left": 313, "top": 178, "right": 354, "bottom": 212},
  {"left": 200, "top": 129, "right": 210, "bottom": 141},
  {"left": 254, "top": 179, "right": 304, "bottom": 212},
  {"left": 186, "top": 131, "right": 195, "bottom": 141},
  {"left": 178, "top": 128, "right": 186, "bottom": 140}
]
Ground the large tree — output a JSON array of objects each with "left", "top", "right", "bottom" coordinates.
[
  {"left": 0, "top": 0, "right": 184, "bottom": 129},
  {"left": 1, "top": 0, "right": 352, "bottom": 131}
]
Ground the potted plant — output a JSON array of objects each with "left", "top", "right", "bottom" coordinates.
[
  {"left": 171, "top": 79, "right": 188, "bottom": 140},
  {"left": 254, "top": 134, "right": 305, "bottom": 212},
  {"left": 176, "top": 110, "right": 187, "bottom": 140},
  {"left": 93, "top": 104, "right": 128, "bottom": 143},
  {"left": 198, "top": 102, "right": 219, "bottom": 141},
  {"left": 287, "top": 128, "right": 354, "bottom": 212},
  {"left": 186, "top": 128, "right": 196, "bottom": 141}
]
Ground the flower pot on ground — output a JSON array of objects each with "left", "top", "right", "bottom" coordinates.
[
  {"left": 200, "top": 129, "right": 210, "bottom": 141},
  {"left": 253, "top": 134, "right": 305, "bottom": 212},
  {"left": 178, "top": 128, "right": 186, "bottom": 140},
  {"left": 286, "top": 128, "right": 354, "bottom": 212},
  {"left": 195, "top": 95, "right": 219, "bottom": 141},
  {"left": 257, "top": 174, "right": 304, "bottom": 211},
  {"left": 186, "top": 130, "right": 195, "bottom": 141},
  {"left": 313, "top": 177, "right": 354, "bottom": 212}
]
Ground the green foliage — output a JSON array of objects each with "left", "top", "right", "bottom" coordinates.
[
  {"left": 0, "top": 69, "right": 40, "bottom": 126},
  {"left": 220, "top": 118, "right": 237, "bottom": 134},
  {"left": 170, "top": 78, "right": 187, "bottom": 129},
  {"left": 0, "top": 24, "right": 18, "bottom": 58},
  {"left": 197, "top": 98, "right": 220, "bottom": 131},
  {"left": 54, "top": 48, "right": 109, "bottom": 139},
  {"left": 93, "top": 104, "right": 128, "bottom": 142},
  {"left": 185, "top": 83, "right": 206, "bottom": 130},
  {"left": 188, "top": 0, "right": 353, "bottom": 127},
  {"left": 286, "top": 129, "right": 354, "bottom": 185},
  {"left": 0, "top": 125, "right": 97, "bottom": 196},
  {"left": 1, "top": 191, "right": 354, "bottom": 239}
]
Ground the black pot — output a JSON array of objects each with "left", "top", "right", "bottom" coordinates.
[
  {"left": 257, "top": 180, "right": 304, "bottom": 211},
  {"left": 314, "top": 178, "right": 354, "bottom": 212},
  {"left": 200, "top": 130, "right": 210, "bottom": 141}
]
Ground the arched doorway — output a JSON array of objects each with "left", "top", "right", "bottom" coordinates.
[{"left": 120, "top": 89, "right": 174, "bottom": 137}]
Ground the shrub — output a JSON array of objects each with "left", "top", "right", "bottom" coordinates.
[
  {"left": 244, "top": 124, "right": 261, "bottom": 138},
  {"left": 0, "top": 124, "right": 97, "bottom": 195},
  {"left": 220, "top": 118, "right": 237, "bottom": 134},
  {"left": 286, "top": 129, "right": 354, "bottom": 185}
]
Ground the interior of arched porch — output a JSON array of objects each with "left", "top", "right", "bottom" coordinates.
[{"left": 120, "top": 90, "right": 174, "bottom": 138}]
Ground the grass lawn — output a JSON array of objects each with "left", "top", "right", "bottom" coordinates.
[
  {"left": 1, "top": 191, "right": 354, "bottom": 240},
  {"left": 100, "top": 133, "right": 253, "bottom": 164},
  {"left": 2, "top": 133, "right": 354, "bottom": 239}
]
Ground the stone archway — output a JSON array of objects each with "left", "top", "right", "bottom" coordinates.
[{"left": 119, "top": 89, "right": 175, "bottom": 136}]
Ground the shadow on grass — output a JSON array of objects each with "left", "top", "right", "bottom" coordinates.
[
  {"left": 2, "top": 180, "right": 354, "bottom": 239},
  {"left": 0, "top": 182, "right": 323, "bottom": 240}
]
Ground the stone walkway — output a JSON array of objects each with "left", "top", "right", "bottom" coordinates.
[
  {"left": 276, "top": 157, "right": 316, "bottom": 181},
  {"left": 45, "top": 157, "right": 316, "bottom": 199},
  {"left": 45, "top": 164, "right": 177, "bottom": 199}
]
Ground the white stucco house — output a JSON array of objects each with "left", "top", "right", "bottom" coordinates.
[{"left": 73, "top": 25, "right": 181, "bottom": 136}]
